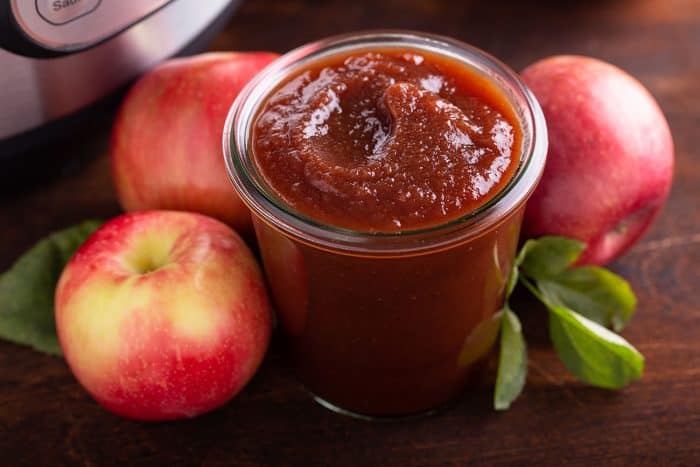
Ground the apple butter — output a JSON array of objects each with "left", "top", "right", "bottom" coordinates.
[
  {"left": 224, "top": 32, "right": 548, "bottom": 418},
  {"left": 252, "top": 50, "right": 521, "bottom": 231}
]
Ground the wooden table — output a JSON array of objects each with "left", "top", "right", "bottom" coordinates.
[{"left": 2, "top": 0, "right": 698, "bottom": 465}]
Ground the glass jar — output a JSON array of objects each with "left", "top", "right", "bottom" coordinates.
[{"left": 223, "top": 31, "right": 547, "bottom": 419}]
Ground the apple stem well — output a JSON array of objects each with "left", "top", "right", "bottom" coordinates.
[{"left": 122, "top": 234, "right": 175, "bottom": 275}]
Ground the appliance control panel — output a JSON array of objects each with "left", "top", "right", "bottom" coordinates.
[
  {"left": 8, "top": 0, "right": 175, "bottom": 54},
  {"left": 35, "top": 0, "right": 102, "bottom": 26}
]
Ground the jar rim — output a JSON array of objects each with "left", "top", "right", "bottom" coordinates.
[{"left": 223, "top": 30, "right": 548, "bottom": 256}]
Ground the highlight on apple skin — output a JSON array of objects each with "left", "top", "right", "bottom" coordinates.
[
  {"left": 54, "top": 211, "right": 272, "bottom": 421},
  {"left": 110, "top": 52, "right": 279, "bottom": 236},
  {"left": 520, "top": 55, "right": 674, "bottom": 265}
]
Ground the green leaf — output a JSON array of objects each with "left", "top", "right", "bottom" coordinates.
[
  {"left": 538, "top": 266, "right": 636, "bottom": 332},
  {"left": 505, "top": 264, "right": 518, "bottom": 298},
  {"left": 494, "top": 306, "right": 528, "bottom": 410},
  {"left": 548, "top": 304, "right": 644, "bottom": 389},
  {"left": 0, "top": 220, "right": 102, "bottom": 356},
  {"left": 458, "top": 310, "right": 503, "bottom": 368},
  {"left": 517, "top": 236, "right": 586, "bottom": 279}
]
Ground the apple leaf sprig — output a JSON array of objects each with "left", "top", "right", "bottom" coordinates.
[
  {"left": 0, "top": 221, "right": 102, "bottom": 356},
  {"left": 494, "top": 236, "right": 643, "bottom": 410}
]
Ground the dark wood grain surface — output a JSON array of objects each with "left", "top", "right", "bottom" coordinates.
[{"left": 1, "top": 0, "right": 699, "bottom": 465}]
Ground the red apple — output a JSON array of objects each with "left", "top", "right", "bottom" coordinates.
[
  {"left": 521, "top": 55, "right": 674, "bottom": 265},
  {"left": 55, "top": 211, "right": 272, "bottom": 420},
  {"left": 110, "top": 52, "right": 279, "bottom": 235}
]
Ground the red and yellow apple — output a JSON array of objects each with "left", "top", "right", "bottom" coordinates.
[
  {"left": 521, "top": 55, "right": 674, "bottom": 265},
  {"left": 55, "top": 211, "right": 272, "bottom": 420},
  {"left": 110, "top": 52, "right": 278, "bottom": 235}
]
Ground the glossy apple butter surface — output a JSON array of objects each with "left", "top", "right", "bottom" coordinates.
[
  {"left": 249, "top": 47, "right": 525, "bottom": 417},
  {"left": 252, "top": 49, "right": 521, "bottom": 231}
]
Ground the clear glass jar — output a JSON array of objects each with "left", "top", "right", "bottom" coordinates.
[{"left": 223, "top": 31, "right": 547, "bottom": 418}]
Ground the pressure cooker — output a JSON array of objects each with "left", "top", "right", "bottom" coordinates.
[{"left": 0, "top": 0, "right": 239, "bottom": 169}]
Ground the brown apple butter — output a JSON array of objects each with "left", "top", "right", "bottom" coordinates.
[
  {"left": 252, "top": 50, "right": 521, "bottom": 231},
  {"left": 226, "top": 34, "right": 546, "bottom": 418}
]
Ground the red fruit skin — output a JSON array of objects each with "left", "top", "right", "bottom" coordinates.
[
  {"left": 521, "top": 55, "right": 674, "bottom": 265},
  {"left": 110, "top": 52, "right": 279, "bottom": 236},
  {"left": 55, "top": 211, "right": 272, "bottom": 420}
]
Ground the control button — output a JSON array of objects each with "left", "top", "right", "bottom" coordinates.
[{"left": 36, "top": 0, "right": 102, "bottom": 26}]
